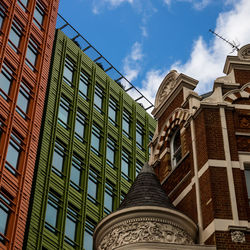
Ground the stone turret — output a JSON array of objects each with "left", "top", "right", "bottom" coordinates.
[{"left": 93, "top": 163, "right": 215, "bottom": 249}]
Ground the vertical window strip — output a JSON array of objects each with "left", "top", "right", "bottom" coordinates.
[
  {"left": 8, "top": 19, "right": 23, "bottom": 53},
  {"left": 0, "top": 190, "right": 13, "bottom": 244},
  {"left": 16, "top": 81, "right": 32, "bottom": 119},
  {"left": 79, "top": 70, "right": 89, "bottom": 99},
  {"left": 104, "top": 181, "right": 115, "bottom": 214},
  {"left": 17, "top": 0, "right": 29, "bottom": 12},
  {"left": 0, "top": 63, "right": 14, "bottom": 100},
  {"left": 106, "top": 137, "right": 116, "bottom": 168},
  {"left": 5, "top": 133, "right": 23, "bottom": 176},
  {"left": 244, "top": 166, "right": 250, "bottom": 206},
  {"left": 45, "top": 190, "right": 61, "bottom": 233},
  {"left": 87, "top": 168, "right": 99, "bottom": 204},
  {"left": 74, "top": 109, "right": 86, "bottom": 141},
  {"left": 122, "top": 110, "right": 131, "bottom": 137},
  {"left": 121, "top": 149, "right": 130, "bottom": 181},
  {"left": 108, "top": 98, "right": 118, "bottom": 126},
  {"left": 94, "top": 84, "right": 104, "bottom": 112},
  {"left": 26, "top": 38, "right": 39, "bottom": 71},
  {"left": 58, "top": 96, "right": 70, "bottom": 129},
  {"left": 70, "top": 154, "right": 83, "bottom": 190},
  {"left": 84, "top": 218, "right": 96, "bottom": 250},
  {"left": 0, "top": 4, "right": 6, "bottom": 30},
  {"left": 136, "top": 122, "right": 144, "bottom": 150},
  {"left": 52, "top": 141, "right": 66, "bottom": 177},
  {"left": 91, "top": 124, "right": 102, "bottom": 155},
  {"left": 63, "top": 57, "right": 75, "bottom": 87},
  {"left": 33, "top": 1, "right": 45, "bottom": 29},
  {"left": 64, "top": 204, "right": 79, "bottom": 247}
]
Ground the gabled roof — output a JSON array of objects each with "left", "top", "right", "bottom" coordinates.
[{"left": 119, "top": 162, "right": 176, "bottom": 210}]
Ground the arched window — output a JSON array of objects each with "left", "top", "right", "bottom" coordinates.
[{"left": 170, "top": 128, "right": 182, "bottom": 168}]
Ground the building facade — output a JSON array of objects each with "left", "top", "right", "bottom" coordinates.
[
  {"left": 25, "top": 29, "right": 156, "bottom": 250},
  {"left": 150, "top": 44, "right": 250, "bottom": 248},
  {"left": 0, "top": 0, "right": 59, "bottom": 249}
]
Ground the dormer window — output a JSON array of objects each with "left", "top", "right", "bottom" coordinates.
[{"left": 170, "top": 128, "right": 182, "bottom": 168}]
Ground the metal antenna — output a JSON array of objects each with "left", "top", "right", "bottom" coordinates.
[{"left": 209, "top": 29, "right": 240, "bottom": 53}]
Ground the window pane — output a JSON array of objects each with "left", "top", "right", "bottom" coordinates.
[
  {"left": 136, "top": 160, "right": 143, "bottom": 176},
  {"left": 18, "top": 0, "right": 29, "bottom": 10},
  {"left": 121, "top": 150, "right": 130, "bottom": 180},
  {"left": 58, "top": 97, "right": 70, "bottom": 128},
  {"left": 63, "top": 58, "right": 75, "bottom": 86},
  {"left": 65, "top": 206, "right": 78, "bottom": 246},
  {"left": 79, "top": 71, "right": 89, "bottom": 99},
  {"left": 52, "top": 142, "right": 65, "bottom": 176},
  {"left": 136, "top": 122, "right": 144, "bottom": 149},
  {"left": 108, "top": 98, "right": 117, "bottom": 125},
  {"left": 94, "top": 84, "right": 103, "bottom": 112},
  {"left": 87, "top": 169, "right": 98, "bottom": 203},
  {"left": 122, "top": 110, "right": 130, "bottom": 137},
  {"left": 8, "top": 20, "right": 22, "bottom": 52},
  {"left": 0, "top": 64, "right": 14, "bottom": 100},
  {"left": 5, "top": 134, "right": 22, "bottom": 174},
  {"left": 16, "top": 82, "right": 31, "bottom": 118},
  {"left": 84, "top": 219, "right": 96, "bottom": 250},
  {"left": 91, "top": 124, "right": 101, "bottom": 154},
  {"left": 45, "top": 191, "right": 60, "bottom": 233},
  {"left": 245, "top": 169, "right": 250, "bottom": 203},
  {"left": 75, "top": 110, "right": 85, "bottom": 141},
  {"left": 0, "top": 5, "right": 5, "bottom": 30},
  {"left": 33, "top": 2, "right": 45, "bottom": 28},
  {"left": 106, "top": 137, "right": 116, "bottom": 167},
  {"left": 70, "top": 155, "right": 82, "bottom": 189},
  {"left": 104, "top": 182, "right": 114, "bottom": 213},
  {"left": 26, "top": 39, "right": 39, "bottom": 70}
]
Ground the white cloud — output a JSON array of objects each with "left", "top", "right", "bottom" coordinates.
[
  {"left": 163, "top": 0, "right": 212, "bottom": 10},
  {"left": 121, "top": 42, "right": 144, "bottom": 88},
  {"left": 141, "top": 0, "right": 250, "bottom": 103}
]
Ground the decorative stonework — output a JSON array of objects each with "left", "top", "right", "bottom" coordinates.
[
  {"left": 155, "top": 70, "right": 179, "bottom": 108},
  {"left": 231, "top": 231, "right": 246, "bottom": 243},
  {"left": 98, "top": 218, "right": 193, "bottom": 250},
  {"left": 238, "top": 44, "right": 250, "bottom": 60}
]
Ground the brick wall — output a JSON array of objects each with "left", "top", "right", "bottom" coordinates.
[
  {"left": 158, "top": 90, "right": 183, "bottom": 132},
  {"left": 234, "top": 69, "right": 250, "bottom": 86},
  {"left": 210, "top": 167, "right": 232, "bottom": 219}
]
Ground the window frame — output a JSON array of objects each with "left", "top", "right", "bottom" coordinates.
[
  {"left": 52, "top": 141, "right": 66, "bottom": 177},
  {"left": 79, "top": 70, "right": 89, "bottom": 100},
  {"left": 84, "top": 218, "right": 96, "bottom": 250},
  {"left": 74, "top": 109, "right": 86, "bottom": 142},
  {"left": 106, "top": 137, "right": 116, "bottom": 168},
  {"left": 58, "top": 96, "right": 71, "bottom": 129},
  {"left": 121, "top": 149, "right": 131, "bottom": 181},
  {"left": 8, "top": 19, "right": 23, "bottom": 53},
  {"left": 0, "top": 4, "right": 6, "bottom": 32},
  {"left": 108, "top": 97, "right": 118, "bottom": 126},
  {"left": 94, "top": 83, "right": 104, "bottom": 112},
  {"left": 122, "top": 110, "right": 131, "bottom": 137},
  {"left": 91, "top": 123, "right": 102, "bottom": 155},
  {"left": 87, "top": 168, "right": 99, "bottom": 204},
  {"left": 136, "top": 121, "right": 144, "bottom": 150},
  {"left": 244, "top": 165, "right": 250, "bottom": 206},
  {"left": 45, "top": 190, "right": 61, "bottom": 234},
  {"left": 26, "top": 38, "right": 39, "bottom": 71},
  {"left": 104, "top": 181, "right": 115, "bottom": 214},
  {"left": 170, "top": 128, "right": 182, "bottom": 168},
  {"left": 33, "top": 1, "right": 45, "bottom": 29},
  {"left": 70, "top": 154, "right": 83, "bottom": 191}
]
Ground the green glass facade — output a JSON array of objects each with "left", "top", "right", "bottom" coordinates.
[
  {"left": 25, "top": 29, "right": 156, "bottom": 250},
  {"left": 26, "top": 30, "right": 156, "bottom": 250}
]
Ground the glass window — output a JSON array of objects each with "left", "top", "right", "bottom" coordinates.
[
  {"left": 94, "top": 84, "right": 104, "bottom": 112},
  {"left": 45, "top": 191, "right": 60, "bottom": 233},
  {"left": 52, "top": 141, "right": 65, "bottom": 177},
  {"left": 122, "top": 110, "right": 131, "bottom": 137},
  {"left": 136, "top": 160, "right": 143, "bottom": 176},
  {"left": 65, "top": 205, "right": 79, "bottom": 247},
  {"left": 58, "top": 96, "right": 70, "bottom": 129},
  {"left": 170, "top": 128, "right": 182, "bottom": 168},
  {"left": 8, "top": 19, "right": 23, "bottom": 52},
  {"left": 106, "top": 137, "right": 116, "bottom": 168},
  {"left": 108, "top": 98, "right": 118, "bottom": 125},
  {"left": 26, "top": 38, "right": 39, "bottom": 70},
  {"left": 63, "top": 57, "right": 75, "bottom": 86},
  {"left": 75, "top": 110, "right": 86, "bottom": 141},
  {"left": 0, "top": 191, "right": 13, "bottom": 244},
  {"left": 0, "top": 119, "right": 4, "bottom": 142},
  {"left": 244, "top": 167, "right": 250, "bottom": 205},
  {"left": 148, "top": 132, "right": 154, "bottom": 154},
  {"left": 104, "top": 181, "right": 115, "bottom": 214},
  {"left": 0, "top": 5, "right": 6, "bottom": 30},
  {"left": 5, "top": 133, "right": 22, "bottom": 175},
  {"left": 136, "top": 122, "right": 144, "bottom": 150},
  {"left": 121, "top": 150, "right": 130, "bottom": 180},
  {"left": 33, "top": 2, "right": 45, "bottom": 29},
  {"left": 79, "top": 71, "right": 89, "bottom": 99},
  {"left": 91, "top": 124, "right": 101, "bottom": 155},
  {"left": 17, "top": 0, "right": 29, "bottom": 11},
  {"left": 16, "top": 82, "right": 31, "bottom": 119},
  {"left": 0, "top": 63, "right": 14, "bottom": 100},
  {"left": 120, "top": 191, "right": 126, "bottom": 202},
  {"left": 87, "top": 169, "right": 99, "bottom": 204},
  {"left": 84, "top": 218, "right": 96, "bottom": 250},
  {"left": 70, "top": 154, "right": 83, "bottom": 190}
]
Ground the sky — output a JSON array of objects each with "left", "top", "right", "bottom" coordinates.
[{"left": 58, "top": 0, "right": 250, "bottom": 109}]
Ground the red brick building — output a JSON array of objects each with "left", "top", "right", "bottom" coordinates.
[
  {"left": 150, "top": 44, "right": 250, "bottom": 249},
  {"left": 0, "top": 0, "right": 59, "bottom": 249}
]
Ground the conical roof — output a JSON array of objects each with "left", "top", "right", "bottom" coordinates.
[{"left": 119, "top": 162, "right": 176, "bottom": 210}]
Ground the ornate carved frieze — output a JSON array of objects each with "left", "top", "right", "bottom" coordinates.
[
  {"left": 98, "top": 218, "right": 193, "bottom": 250},
  {"left": 236, "top": 135, "right": 250, "bottom": 152},
  {"left": 231, "top": 231, "right": 246, "bottom": 243}
]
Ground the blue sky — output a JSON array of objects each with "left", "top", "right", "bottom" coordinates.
[{"left": 58, "top": 0, "right": 250, "bottom": 109}]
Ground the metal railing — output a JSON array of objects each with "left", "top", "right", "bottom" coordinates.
[{"left": 56, "top": 13, "right": 154, "bottom": 111}]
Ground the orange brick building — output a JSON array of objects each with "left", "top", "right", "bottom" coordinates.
[
  {"left": 0, "top": 0, "right": 59, "bottom": 249},
  {"left": 150, "top": 44, "right": 250, "bottom": 248}
]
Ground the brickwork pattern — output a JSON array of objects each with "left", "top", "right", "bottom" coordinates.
[{"left": 235, "top": 69, "right": 250, "bottom": 86}]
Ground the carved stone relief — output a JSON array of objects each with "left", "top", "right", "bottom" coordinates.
[
  {"left": 239, "top": 116, "right": 250, "bottom": 128},
  {"left": 231, "top": 231, "right": 246, "bottom": 243},
  {"left": 238, "top": 44, "right": 250, "bottom": 60},
  {"left": 236, "top": 136, "right": 250, "bottom": 152},
  {"left": 98, "top": 218, "right": 193, "bottom": 250}
]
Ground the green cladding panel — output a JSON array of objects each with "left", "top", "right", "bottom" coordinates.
[{"left": 25, "top": 29, "right": 156, "bottom": 250}]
